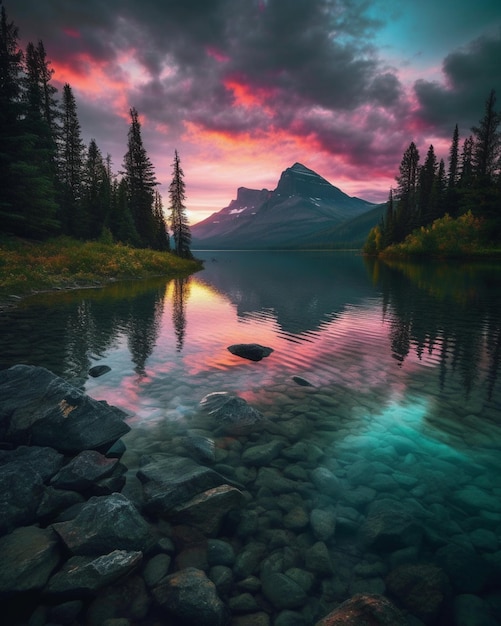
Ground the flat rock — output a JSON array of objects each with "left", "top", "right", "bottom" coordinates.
[
  {"left": 52, "top": 493, "right": 154, "bottom": 556},
  {"left": 88, "top": 365, "right": 111, "bottom": 378},
  {"left": 45, "top": 550, "right": 142, "bottom": 596},
  {"left": 0, "top": 365, "right": 130, "bottom": 453},
  {"left": 227, "top": 343, "right": 273, "bottom": 362},
  {"left": 50, "top": 450, "right": 118, "bottom": 491},
  {"left": 199, "top": 392, "right": 268, "bottom": 435},
  {"left": 0, "top": 525, "right": 61, "bottom": 593},
  {"left": 137, "top": 455, "right": 232, "bottom": 516}
]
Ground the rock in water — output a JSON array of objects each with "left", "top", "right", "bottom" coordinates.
[
  {"left": 88, "top": 365, "right": 111, "bottom": 378},
  {"left": 292, "top": 375, "right": 315, "bottom": 387},
  {"left": 227, "top": 343, "right": 273, "bottom": 362},
  {"left": 199, "top": 392, "right": 267, "bottom": 435}
]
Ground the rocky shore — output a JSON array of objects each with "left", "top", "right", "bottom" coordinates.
[{"left": 1, "top": 364, "right": 500, "bottom": 625}]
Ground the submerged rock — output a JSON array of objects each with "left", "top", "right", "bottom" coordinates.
[
  {"left": 152, "top": 567, "right": 229, "bottom": 625},
  {"left": 227, "top": 343, "right": 273, "bottom": 362},
  {"left": 200, "top": 392, "right": 268, "bottom": 435},
  {"left": 292, "top": 376, "right": 315, "bottom": 387},
  {"left": 315, "top": 593, "right": 406, "bottom": 625}
]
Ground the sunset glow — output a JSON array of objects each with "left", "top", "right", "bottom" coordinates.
[{"left": 11, "top": 0, "right": 501, "bottom": 222}]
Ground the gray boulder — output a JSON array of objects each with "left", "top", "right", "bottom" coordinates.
[
  {"left": 52, "top": 492, "right": 154, "bottom": 556},
  {"left": 45, "top": 550, "right": 142, "bottom": 596},
  {"left": 315, "top": 593, "right": 406, "bottom": 625},
  {"left": 0, "top": 365, "right": 130, "bottom": 453},
  {"left": 199, "top": 392, "right": 268, "bottom": 435},
  {"left": 227, "top": 343, "right": 273, "bottom": 361},
  {"left": 152, "top": 567, "right": 229, "bottom": 625},
  {"left": 0, "top": 525, "right": 61, "bottom": 594},
  {"left": 137, "top": 455, "right": 236, "bottom": 517}
]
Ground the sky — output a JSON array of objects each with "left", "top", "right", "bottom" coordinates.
[{"left": 9, "top": 0, "right": 501, "bottom": 224}]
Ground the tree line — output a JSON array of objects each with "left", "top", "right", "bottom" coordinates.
[
  {"left": 365, "top": 90, "right": 501, "bottom": 254},
  {"left": 0, "top": 5, "right": 192, "bottom": 257}
]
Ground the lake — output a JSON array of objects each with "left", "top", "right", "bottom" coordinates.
[{"left": 1, "top": 250, "right": 501, "bottom": 624}]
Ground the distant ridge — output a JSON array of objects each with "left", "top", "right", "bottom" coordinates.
[{"left": 191, "top": 163, "right": 379, "bottom": 249}]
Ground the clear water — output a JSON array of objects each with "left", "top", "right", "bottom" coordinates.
[{"left": 1, "top": 250, "right": 501, "bottom": 623}]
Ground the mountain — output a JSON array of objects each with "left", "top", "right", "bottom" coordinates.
[{"left": 191, "top": 163, "right": 377, "bottom": 249}]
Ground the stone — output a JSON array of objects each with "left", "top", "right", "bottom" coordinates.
[
  {"left": 453, "top": 593, "right": 499, "bottom": 626},
  {"left": 152, "top": 567, "right": 228, "bottom": 625},
  {"left": 385, "top": 562, "right": 449, "bottom": 624},
  {"left": 242, "top": 440, "right": 284, "bottom": 466},
  {"left": 227, "top": 343, "right": 273, "bottom": 361},
  {"left": 282, "top": 441, "right": 323, "bottom": 463},
  {"left": 228, "top": 592, "right": 260, "bottom": 612},
  {"left": 137, "top": 455, "right": 231, "bottom": 516},
  {"left": 199, "top": 392, "right": 268, "bottom": 435},
  {"left": 89, "top": 365, "right": 112, "bottom": 378},
  {"left": 85, "top": 575, "right": 150, "bottom": 623},
  {"left": 207, "top": 539, "right": 236, "bottom": 567},
  {"left": 0, "top": 445, "right": 64, "bottom": 481},
  {"left": 315, "top": 593, "right": 406, "bottom": 625},
  {"left": 0, "top": 462, "right": 45, "bottom": 534},
  {"left": 283, "top": 506, "right": 310, "bottom": 531},
  {"left": 360, "top": 500, "right": 423, "bottom": 552},
  {"left": 142, "top": 553, "right": 172, "bottom": 588},
  {"left": 0, "top": 525, "right": 61, "bottom": 593},
  {"left": 52, "top": 493, "right": 154, "bottom": 556},
  {"left": 45, "top": 550, "right": 142, "bottom": 595},
  {"left": 169, "top": 484, "right": 245, "bottom": 535},
  {"left": 435, "top": 543, "right": 491, "bottom": 593},
  {"left": 209, "top": 565, "right": 234, "bottom": 595},
  {"left": 0, "top": 365, "right": 130, "bottom": 453},
  {"left": 231, "top": 613, "right": 270, "bottom": 626},
  {"left": 233, "top": 542, "right": 267, "bottom": 579},
  {"left": 181, "top": 435, "right": 216, "bottom": 464},
  {"left": 50, "top": 450, "right": 118, "bottom": 491},
  {"left": 292, "top": 376, "right": 315, "bottom": 387},
  {"left": 304, "top": 541, "right": 333, "bottom": 576},
  {"left": 310, "top": 467, "right": 341, "bottom": 496},
  {"left": 275, "top": 610, "right": 306, "bottom": 626},
  {"left": 310, "top": 508, "right": 336, "bottom": 541},
  {"left": 261, "top": 572, "right": 307, "bottom": 609}
]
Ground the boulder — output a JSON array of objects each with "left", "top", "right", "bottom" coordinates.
[
  {"left": 52, "top": 493, "right": 154, "bottom": 556},
  {"left": 360, "top": 500, "right": 423, "bottom": 552},
  {"left": 136, "top": 455, "right": 234, "bottom": 516},
  {"left": 315, "top": 593, "right": 406, "bottom": 625},
  {"left": 45, "top": 550, "right": 142, "bottom": 596},
  {"left": 227, "top": 343, "right": 273, "bottom": 362},
  {"left": 88, "top": 365, "right": 111, "bottom": 378},
  {"left": 0, "top": 365, "right": 130, "bottom": 453},
  {"left": 0, "top": 525, "right": 61, "bottom": 594},
  {"left": 199, "top": 392, "right": 268, "bottom": 435},
  {"left": 50, "top": 450, "right": 119, "bottom": 492},
  {"left": 0, "top": 462, "right": 45, "bottom": 535},
  {"left": 261, "top": 572, "right": 307, "bottom": 610},
  {"left": 385, "top": 562, "right": 449, "bottom": 623},
  {"left": 168, "top": 484, "right": 245, "bottom": 536},
  {"left": 152, "top": 567, "right": 229, "bottom": 625}
]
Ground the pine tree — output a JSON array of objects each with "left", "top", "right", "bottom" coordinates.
[
  {"left": 123, "top": 107, "right": 158, "bottom": 247},
  {"left": 394, "top": 142, "right": 420, "bottom": 241},
  {"left": 472, "top": 89, "right": 501, "bottom": 184},
  {"left": 0, "top": 4, "right": 24, "bottom": 229},
  {"left": 168, "top": 150, "right": 192, "bottom": 258},
  {"left": 59, "top": 83, "right": 85, "bottom": 235},
  {"left": 152, "top": 190, "right": 170, "bottom": 251},
  {"left": 107, "top": 177, "right": 140, "bottom": 245},
  {"left": 82, "top": 138, "right": 108, "bottom": 238},
  {"left": 446, "top": 124, "right": 460, "bottom": 217},
  {"left": 418, "top": 145, "right": 437, "bottom": 226}
]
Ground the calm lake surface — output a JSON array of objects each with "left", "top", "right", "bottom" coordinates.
[{"left": 2, "top": 250, "right": 501, "bottom": 623}]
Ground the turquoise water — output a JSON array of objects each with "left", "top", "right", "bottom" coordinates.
[{"left": 1, "top": 251, "right": 501, "bottom": 623}]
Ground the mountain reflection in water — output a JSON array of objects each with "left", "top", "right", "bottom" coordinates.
[{"left": 1, "top": 251, "right": 501, "bottom": 623}]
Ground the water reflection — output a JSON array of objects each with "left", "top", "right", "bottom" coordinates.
[{"left": 366, "top": 257, "right": 501, "bottom": 405}]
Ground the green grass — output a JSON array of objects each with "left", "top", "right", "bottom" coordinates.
[{"left": 0, "top": 236, "right": 203, "bottom": 300}]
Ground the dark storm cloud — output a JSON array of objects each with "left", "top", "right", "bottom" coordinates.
[
  {"left": 414, "top": 29, "right": 501, "bottom": 134},
  {"left": 13, "top": 0, "right": 402, "bottom": 125}
]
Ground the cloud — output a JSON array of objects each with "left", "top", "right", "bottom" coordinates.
[{"left": 414, "top": 29, "right": 501, "bottom": 134}]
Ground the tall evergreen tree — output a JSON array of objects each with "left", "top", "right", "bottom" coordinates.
[
  {"left": 82, "top": 138, "right": 108, "bottom": 238},
  {"left": 123, "top": 107, "right": 157, "bottom": 247},
  {"left": 107, "top": 177, "right": 140, "bottom": 245},
  {"left": 59, "top": 83, "right": 85, "bottom": 235},
  {"left": 168, "top": 150, "right": 192, "bottom": 258},
  {"left": 394, "top": 141, "right": 420, "bottom": 241},
  {"left": 152, "top": 190, "right": 170, "bottom": 251},
  {"left": 472, "top": 89, "right": 501, "bottom": 184},
  {"left": 0, "top": 4, "right": 24, "bottom": 229},
  {"left": 446, "top": 124, "right": 460, "bottom": 217},
  {"left": 418, "top": 144, "right": 437, "bottom": 226}
]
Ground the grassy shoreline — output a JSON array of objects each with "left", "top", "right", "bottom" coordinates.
[{"left": 0, "top": 236, "right": 203, "bottom": 309}]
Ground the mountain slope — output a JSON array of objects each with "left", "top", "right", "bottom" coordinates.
[{"left": 191, "top": 163, "right": 376, "bottom": 249}]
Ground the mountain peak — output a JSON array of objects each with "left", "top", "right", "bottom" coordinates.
[{"left": 289, "top": 162, "right": 318, "bottom": 176}]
